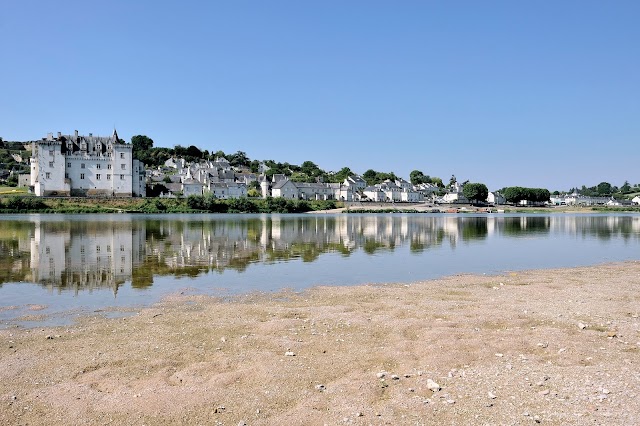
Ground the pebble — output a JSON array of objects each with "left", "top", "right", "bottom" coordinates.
[
  {"left": 495, "top": 353, "right": 504, "bottom": 357},
  {"left": 315, "top": 384, "right": 326, "bottom": 391},
  {"left": 539, "top": 389, "right": 550, "bottom": 396},
  {"left": 284, "top": 351, "right": 295, "bottom": 356},
  {"left": 391, "top": 374, "right": 400, "bottom": 380},
  {"left": 578, "top": 322, "right": 587, "bottom": 330},
  {"left": 427, "top": 379, "right": 441, "bottom": 392},
  {"left": 376, "top": 372, "right": 386, "bottom": 379},
  {"left": 237, "top": 422, "right": 247, "bottom": 426},
  {"left": 488, "top": 391, "right": 497, "bottom": 399}
]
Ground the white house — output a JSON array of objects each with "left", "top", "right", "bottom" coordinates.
[
  {"left": 30, "top": 130, "right": 145, "bottom": 197},
  {"left": 207, "top": 182, "right": 248, "bottom": 199},
  {"left": 632, "top": 196, "right": 640, "bottom": 206},
  {"left": 344, "top": 175, "right": 367, "bottom": 191},
  {"left": 271, "top": 179, "right": 299, "bottom": 199},
  {"left": 363, "top": 186, "right": 385, "bottom": 202},
  {"left": 182, "top": 179, "right": 203, "bottom": 196},
  {"left": 488, "top": 191, "right": 506, "bottom": 205}
]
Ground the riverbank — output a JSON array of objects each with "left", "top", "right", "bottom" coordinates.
[
  {"left": 1, "top": 262, "right": 639, "bottom": 425},
  {"left": 1, "top": 195, "right": 639, "bottom": 214}
]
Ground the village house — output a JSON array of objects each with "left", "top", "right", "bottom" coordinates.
[
  {"left": 29, "top": 130, "right": 145, "bottom": 197},
  {"left": 260, "top": 174, "right": 358, "bottom": 201},
  {"left": 488, "top": 191, "right": 506, "bottom": 205}
]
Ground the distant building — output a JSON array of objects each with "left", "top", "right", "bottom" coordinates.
[{"left": 29, "top": 130, "right": 145, "bottom": 197}]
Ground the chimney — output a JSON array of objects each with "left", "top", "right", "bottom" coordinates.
[
  {"left": 75, "top": 130, "right": 79, "bottom": 138},
  {"left": 47, "top": 132, "right": 53, "bottom": 141},
  {"left": 89, "top": 133, "right": 93, "bottom": 137},
  {"left": 57, "top": 132, "right": 61, "bottom": 138}
]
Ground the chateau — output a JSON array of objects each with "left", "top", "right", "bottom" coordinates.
[{"left": 29, "top": 130, "right": 145, "bottom": 197}]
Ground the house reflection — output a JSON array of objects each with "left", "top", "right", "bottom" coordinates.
[{"left": 1, "top": 213, "right": 638, "bottom": 293}]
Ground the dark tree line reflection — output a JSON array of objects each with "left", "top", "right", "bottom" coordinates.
[{"left": 0, "top": 214, "right": 638, "bottom": 294}]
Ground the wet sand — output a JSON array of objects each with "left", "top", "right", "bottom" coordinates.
[{"left": 1, "top": 262, "right": 639, "bottom": 425}]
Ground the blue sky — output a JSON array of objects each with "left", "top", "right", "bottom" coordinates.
[{"left": 1, "top": 1, "right": 638, "bottom": 191}]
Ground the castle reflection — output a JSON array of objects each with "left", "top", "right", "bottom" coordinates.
[{"left": 0, "top": 214, "right": 638, "bottom": 293}]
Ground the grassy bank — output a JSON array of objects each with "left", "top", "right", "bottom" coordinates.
[{"left": 0, "top": 195, "right": 340, "bottom": 214}]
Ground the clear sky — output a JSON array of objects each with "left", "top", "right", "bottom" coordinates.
[{"left": 1, "top": 1, "right": 638, "bottom": 191}]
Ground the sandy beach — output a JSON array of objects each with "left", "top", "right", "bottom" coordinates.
[{"left": 1, "top": 261, "right": 639, "bottom": 425}]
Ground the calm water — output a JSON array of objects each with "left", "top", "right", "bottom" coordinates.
[{"left": 1, "top": 213, "right": 639, "bottom": 326}]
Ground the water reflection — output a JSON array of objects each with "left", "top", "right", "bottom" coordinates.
[{"left": 0, "top": 213, "right": 639, "bottom": 294}]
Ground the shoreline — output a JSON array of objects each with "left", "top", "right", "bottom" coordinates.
[{"left": 2, "top": 261, "right": 639, "bottom": 425}]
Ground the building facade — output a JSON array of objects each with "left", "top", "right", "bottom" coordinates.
[{"left": 30, "top": 130, "right": 145, "bottom": 197}]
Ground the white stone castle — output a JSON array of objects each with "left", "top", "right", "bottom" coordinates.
[{"left": 29, "top": 130, "right": 145, "bottom": 197}]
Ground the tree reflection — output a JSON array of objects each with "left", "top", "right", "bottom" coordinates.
[{"left": 0, "top": 214, "right": 637, "bottom": 293}]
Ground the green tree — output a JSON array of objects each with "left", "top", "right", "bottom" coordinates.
[
  {"left": 431, "top": 177, "right": 444, "bottom": 188},
  {"left": 186, "top": 145, "right": 202, "bottom": 159},
  {"left": 620, "top": 180, "right": 631, "bottom": 193},
  {"left": 229, "top": 151, "right": 250, "bottom": 167},
  {"left": 131, "top": 135, "right": 154, "bottom": 161},
  {"left": 502, "top": 186, "right": 526, "bottom": 204},
  {"left": 410, "top": 170, "right": 429, "bottom": 185},
  {"left": 597, "top": 182, "right": 612, "bottom": 195},
  {"left": 329, "top": 167, "right": 353, "bottom": 183},
  {"left": 300, "top": 161, "right": 320, "bottom": 176},
  {"left": 462, "top": 183, "right": 489, "bottom": 205}
]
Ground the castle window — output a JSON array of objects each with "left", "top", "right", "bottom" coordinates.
[
  {"left": 121, "top": 164, "right": 126, "bottom": 170},
  {"left": 120, "top": 174, "right": 125, "bottom": 180},
  {"left": 67, "top": 162, "right": 71, "bottom": 168},
  {"left": 80, "top": 173, "right": 85, "bottom": 179},
  {"left": 96, "top": 163, "right": 101, "bottom": 169},
  {"left": 45, "top": 172, "right": 50, "bottom": 179},
  {"left": 107, "top": 174, "right": 111, "bottom": 180},
  {"left": 96, "top": 174, "right": 101, "bottom": 180},
  {"left": 120, "top": 153, "right": 125, "bottom": 159},
  {"left": 107, "top": 164, "right": 112, "bottom": 170},
  {"left": 49, "top": 161, "right": 54, "bottom": 167},
  {"left": 65, "top": 173, "right": 68, "bottom": 178},
  {"left": 81, "top": 163, "right": 85, "bottom": 169},
  {"left": 49, "top": 150, "right": 54, "bottom": 156}
]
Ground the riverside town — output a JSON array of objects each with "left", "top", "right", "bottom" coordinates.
[{"left": 1, "top": 130, "right": 639, "bottom": 212}]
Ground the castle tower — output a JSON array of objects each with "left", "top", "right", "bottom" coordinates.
[{"left": 260, "top": 175, "right": 270, "bottom": 198}]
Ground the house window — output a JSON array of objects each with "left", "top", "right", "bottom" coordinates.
[
  {"left": 107, "top": 164, "right": 112, "bottom": 170},
  {"left": 96, "top": 174, "right": 101, "bottom": 180},
  {"left": 120, "top": 153, "right": 125, "bottom": 159},
  {"left": 120, "top": 174, "right": 124, "bottom": 180},
  {"left": 107, "top": 174, "right": 111, "bottom": 180},
  {"left": 96, "top": 163, "right": 101, "bottom": 169},
  {"left": 67, "top": 162, "right": 71, "bottom": 168},
  {"left": 45, "top": 172, "right": 50, "bottom": 179},
  {"left": 121, "top": 164, "right": 126, "bottom": 170},
  {"left": 80, "top": 173, "right": 85, "bottom": 179},
  {"left": 49, "top": 161, "right": 54, "bottom": 168},
  {"left": 81, "top": 163, "right": 85, "bottom": 169}
]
